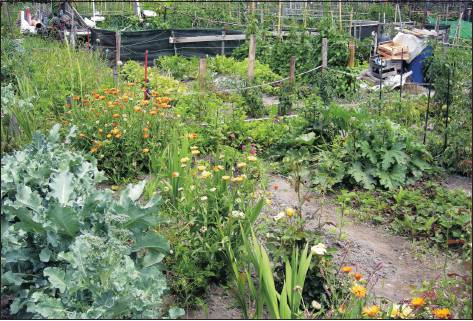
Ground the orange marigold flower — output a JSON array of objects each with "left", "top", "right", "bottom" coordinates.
[
  {"left": 341, "top": 266, "right": 352, "bottom": 273},
  {"left": 411, "top": 297, "right": 425, "bottom": 308},
  {"left": 362, "top": 305, "right": 380, "bottom": 317},
  {"left": 143, "top": 127, "right": 149, "bottom": 132},
  {"left": 351, "top": 284, "right": 367, "bottom": 298},
  {"left": 115, "top": 133, "right": 122, "bottom": 139},
  {"left": 432, "top": 308, "right": 450, "bottom": 319},
  {"left": 338, "top": 304, "right": 346, "bottom": 314},
  {"left": 188, "top": 133, "right": 198, "bottom": 139},
  {"left": 112, "top": 113, "right": 120, "bottom": 118},
  {"left": 171, "top": 171, "right": 180, "bottom": 178},
  {"left": 150, "top": 110, "right": 158, "bottom": 116},
  {"left": 99, "top": 95, "right": 105, "bottom": 100},
  {"left": 354, "top": 273, "right": 362, "bottom": 281},
  {"left": 121, "top": 95, "right": 129, "bottom": 102},
  {"left": 134, "top": 106, "right": 142, "bottom": 112},
  {"left": 143, "top": 133, "right": 150, "bottom": 139}
]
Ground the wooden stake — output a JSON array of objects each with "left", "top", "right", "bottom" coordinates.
[
  {"left": 289, "top": 56, "right": 296, "bottom": 83},
  {"left": 349, "top": 11, "right": 353, "bottom": 36},
  {"left": 322, "top": 38, "right": 328, "bottom": 68},
  {"left": 348, "top": 40, "right": 355, "bottom": 67},
  {"left": 338, "top": 0, "right": 342, "bottom": 31},
  {"left": 199, "top": 57, "right": 207, "bottom": 91},
  {"left": 144, "top": 49, "right": 148, "bottom": 100},
  {"left": 303, "top": 0, "right": 308, "bottom": 29},
  {"left": 277, "top": 0, "right": 282, "bottom": 38},
  {"left": 115, "top": 31, "right": 121, "bottom": 65},
  {"left": 248, "top": 1, "right": 256, "bottom": 81}
]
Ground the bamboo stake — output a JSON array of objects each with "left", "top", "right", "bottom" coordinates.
[
  {"left": 338, "top": 0, "right": 342, "bottom": 31},
  {"left": 277, "top": 0, "right": 282, "bottom": 38}
]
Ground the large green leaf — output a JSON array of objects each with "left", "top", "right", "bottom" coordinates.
[
  {"left": 46, "top": 205, "right": 80, "bottom": 237},
  {"left": 49, "top": 170, "right": 73, "bottom": 206},
  {"left": 348, "top": 162, "right": 375, "bottom": 190},
  {"left": 9, "top": 206, "right": 45, "bottom": 233},
  {"left": 44, "top": 267, "right": 67, "bottom": 293},
  {"left": 2, "top": 271, "right": 25, "bottom": 286},
  {"left": 382, "top": 148, "right": 407, "bottom": 171},
  {"left": 15, "top": 185, "right": 42, "bottom": 212},
  {"left": 132, "top": 233, "right": 169, "bottom": 253}
]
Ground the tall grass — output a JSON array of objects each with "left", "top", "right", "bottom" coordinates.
[{"left": 1, "top": 34, "right": 114, "bottom": 154}]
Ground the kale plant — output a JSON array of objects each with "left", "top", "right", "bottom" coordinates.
[{"left": 1, "top": 125, "right": 183, "bottom": 319}]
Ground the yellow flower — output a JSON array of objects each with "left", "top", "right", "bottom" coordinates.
[
  {"left": 143, "top": 148, "right": 149, "bottom": 154},
  {"left": 114, "top": 133, "right": 122, "bottom": 139},
  {"left": 190, "top": 145, "right": 198, "bottom": 150},
  {"left": 247, "top": 155, "right": 257, "bottom": 161},
  {"left": 285, "top": 208, "right": 295, "bottom": 217},
  {"left": 341, "top": 266, "right": 353, "bottom": 273},
  {"left": 106, "top": 133, "right": 112, "bottom": 139},
  {"left": 200, "top": 170, "right": 211, "bottom": 179},
  {"left": 237, "top": 162, "right": 247, "bottom": 168},
  {"left": 171, "top": 171, "right": 180, "bottom": 178},
  {"left": 98, "top": 128, "right": 103, "bottom": 134},
  {"left": 134, "top": 106, "right": 142, "bottom": 112},
  {"left": 390, "top": 304, "right": 413, "bottom": 319},
  {"left": 362, "top": 305, "right": 380, "bottom": 317},
  {"left": 111, "top": 127, "right": 120, "bottom": 135},
  {"left": 351, "top": 284, "right": 367, "bottom": 298},
  {"left": 197, "top": 165, "right": 206, "bottom": 171},
  {"left": 231, "top": 176, "right": 244, "bottom": 183},
  {"left": 432, "top": 308, "right": 450, "bottom": 319},
  {"left": 213, "top": 165, "right": 224, "bottom": 171},
  {"left": 180, "top": 157, "right": 190, "bottom": 163},
  {"left": 191, "top": 150, "right": 200, "bottom": 156},
  {"left": 90, "top": 147, "right": 98, "bottom": 153},
  {"left": 222, "top": 175, "right": 231, "bottom": 181},
  {"left": 411, "top": 297, "right": 425, "bottom": 308},
  {"left": 112, "top": 113, "right": 120, "bottom": 118}
]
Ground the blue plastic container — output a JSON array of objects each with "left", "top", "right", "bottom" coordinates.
[{"left": 408, "top": 46, "right": 433, "bottom": 84}]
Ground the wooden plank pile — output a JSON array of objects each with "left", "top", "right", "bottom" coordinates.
[{"left": 378, "top": 41, "right": 410, "bottom": 60}]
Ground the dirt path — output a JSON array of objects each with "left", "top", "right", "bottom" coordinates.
[
  {"left": 265, "top": 174, "right": 468, "bottom": 302},
  {"left": 184, "top": 285, "right": 241, "bottom": 319}
]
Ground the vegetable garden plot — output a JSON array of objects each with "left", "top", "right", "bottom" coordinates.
[{"left": 1, "top": 1, "right": 472, "bottom": 320}]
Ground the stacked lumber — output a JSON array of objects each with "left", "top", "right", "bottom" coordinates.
[{"left": 378, "top": 41, "right": 410, "bottom": 60}]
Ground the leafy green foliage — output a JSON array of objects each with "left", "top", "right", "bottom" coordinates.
[
  {"left": 341, "top": 180, "right": 472, "bottom": 258},
  {"left": 309, "top": 104, "right": 432, "bottom": 191},
  {"left": 1, "top": 125, "right": 177, "bottom": 318}
]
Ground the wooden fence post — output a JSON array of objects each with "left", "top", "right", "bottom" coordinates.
[
  {"left": 248, "top": 1, "right": 256, "bottom": 81},
  {"left": 277, "top": 0, "right": 282, "bottom": 38},
  {"left": 322, "top": 38, "right": 328, "bottom": 68},
  {"left": 199, "top": 57, "right": 207, "bottom": 90},
  {"left": 144, "top": 49, "right": 148, "bottom": 100},
  {"left": 289, "top": 56, "right": 296, "bottom": 83},
  {"left": 221, "top": 25, "right": 226, "bottom": 56},
  {"left": 348, "top": 39, "right": 355, "bottom": 67}
]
